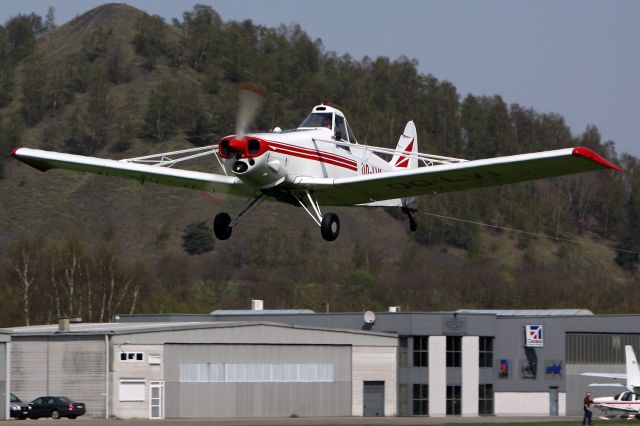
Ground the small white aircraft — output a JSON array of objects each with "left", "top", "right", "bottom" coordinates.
[
  {"left": 582, "top": 345, "right": 640, "bottom": 419},
  {"left": 11, "top": 87, "right": 622, "bottom": 241}
]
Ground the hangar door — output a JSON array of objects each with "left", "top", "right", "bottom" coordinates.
[
  {"left": 11, "top": 336, "right": 107, "bottom": 418},
  {"left": 165, "top": 344, "right": 351, "bottom": 418}
]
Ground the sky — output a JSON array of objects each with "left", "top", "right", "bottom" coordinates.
[{"left": 2, "top": 0, "right": 639, "bottom": 157}]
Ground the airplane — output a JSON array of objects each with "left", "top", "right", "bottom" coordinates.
[
  {"left": 11, "top": 86, "right": 622, "bottom": 242},
  {"left": 582, "top": 345, "right": 640, "bottom": 419}
]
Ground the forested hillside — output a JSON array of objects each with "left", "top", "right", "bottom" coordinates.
[{"left": 1, "top": 3, "right": 638, "bottom": 327}]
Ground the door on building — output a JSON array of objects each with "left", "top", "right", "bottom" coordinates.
[
  {"left": 549, "top": 387, "right": 559, "bottom": 416},
  {"left": 363, "top": 381, "right": 385, "bottom": 416},
  {"left": 149, "top": 381, "right": 164, "bottom": 419}
]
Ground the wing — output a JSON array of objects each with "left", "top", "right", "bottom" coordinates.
[
  {"left": 582, "top": 373, "right": 627, "bottom": 380},
  {"left": 299, "top": 147, "right": 622, "bottom": 206},
  {"left": 11, "top": 148, "right": 251, "bottom": 196}
]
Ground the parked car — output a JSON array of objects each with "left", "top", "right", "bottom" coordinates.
[
  {"left": 10, "top": 393, "right": 30, "bottom": 420},
  {"left": 28, "top": 396, "right": 86, "bottom": 419}
]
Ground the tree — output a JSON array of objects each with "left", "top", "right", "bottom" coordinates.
[
  {"left": 174, "top": 5, "right": 222, "bottom": 71},
  {"left": 182, "top": 221, "right": 214, "bottom": 255},
  {"left": 132, "top": 15, "right": 166, "bottom": 71},
  {"left": 143, "top": 79, "right": 178, "bottom": 141}
]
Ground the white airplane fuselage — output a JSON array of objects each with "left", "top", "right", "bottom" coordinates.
[
  {"left": 594, "top": 392, "right": 640, "bottom": 416},
  {"left": 221, "top": 128, "right": 392, "bottom": 190}
]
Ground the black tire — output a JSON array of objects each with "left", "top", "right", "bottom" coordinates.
[
  {"left": 409, "top": 217, "right": 418, "bottom": 232},
  {"left": 51, "top": 410, "right": 60, "bottom": 419},
  {"left": 16, "top": 416, "right": 26, "bottom": 420},
  {"left": 213, "top": 213, "right": 232, "bottom": 240},
  {"left": 321, "top": 213, "right": 340, "bottom": 241}
]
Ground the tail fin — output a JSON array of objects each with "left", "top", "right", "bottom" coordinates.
[
  {"left": 626, "top": 346, "right": 640, "bottom": 392},
  {"left": 390, "top": 121, "right": 418, "bottom": 169}
]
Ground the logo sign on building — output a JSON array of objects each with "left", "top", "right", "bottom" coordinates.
[
  {"left": 499, "top": 359, "right": 509, "bottom": 378},
  {"left": 525, "top": 325, "right": 544, "bottom": 347}
]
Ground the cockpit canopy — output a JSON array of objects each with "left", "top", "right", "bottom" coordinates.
[{"left": 298, "top": 105, "right": 358, "bottom": 144}]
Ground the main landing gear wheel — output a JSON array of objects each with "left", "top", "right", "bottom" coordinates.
[
  {"left": 321, "top": 213, "right": 340, "bottom": 241},
  {"left": 213, "top": 213, "right": 232, "bottom": 240}
]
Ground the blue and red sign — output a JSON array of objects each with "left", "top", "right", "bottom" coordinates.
[{"left": 525, "top": 325, "right": 544, "bottom": 347}]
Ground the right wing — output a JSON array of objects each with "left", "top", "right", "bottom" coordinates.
[
  {"left": 11, "top": 148, "right": 252, "bottom": 196},
  {"left": 299, "top": 147, "right": 622, "bottom": 206},
  {"left": 581, "top": 373, "right": 627, "bottom": 380}
]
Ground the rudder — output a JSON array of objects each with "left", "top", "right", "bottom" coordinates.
[{"left": 390, "top": 121, "right": 418, "bottom": 169}]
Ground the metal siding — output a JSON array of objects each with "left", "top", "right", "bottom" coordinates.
[
  {"left": 165, "top": 344, "right": 351, "bottom": 417},
  {"left": 0, "top": 343, "right": 5, "bottom": 420},
  {"left": 11, "top": 336, "right": 106, "bottom": 418}
]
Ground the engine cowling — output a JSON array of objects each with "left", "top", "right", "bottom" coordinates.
[{"left": 219, "top": 136, "right": 285, "bottom": 188}]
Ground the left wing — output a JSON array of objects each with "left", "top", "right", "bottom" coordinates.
[
  {"left": 300, "top": 147, "right": 622, "bottom": 206},
  {"left": 11, "top": 148, "right": 252, "bottom": 196}
]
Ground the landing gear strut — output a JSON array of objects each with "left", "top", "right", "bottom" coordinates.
[
  {"left": 213, "top": 194, "right": 264, "bottom": 240},
  {"left": 297, "top": 190, "right": 340, "bottom": 241}
]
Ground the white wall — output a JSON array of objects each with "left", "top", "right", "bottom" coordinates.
[
  {"left": 351, "top": 346, "right": 397, "bottom": 416},
  {"left": 461, "top": 336, "right": 479, "bottom": 416},
  {"left": 559, "top": 392, "right": 566, "bottom": 416},
  {"left": 494, "top": 392, "right": 549, "bottom": 416},
  {"left": 428, "top": 336, "right": 446, "bottom": 417},
  {"left": 111, "top": 344, "right": 164, "bottom": 419}
]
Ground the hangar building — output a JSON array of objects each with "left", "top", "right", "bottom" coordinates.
[{"left": 1, "top": 320, "right": 396, "bottom": 419}]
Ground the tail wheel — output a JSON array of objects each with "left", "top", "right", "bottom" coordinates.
[
  {"left": 213, "top": 213, "right": 232, "bottom": 240},
  {"left": 51, "top": 410, "right": 60, "bottom": 420},
  {"left": 321, "top": 213, "right": 340, "bottom": 241}
]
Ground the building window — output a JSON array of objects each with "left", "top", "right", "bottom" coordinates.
[
  {"left": 119, "top": 379, "right": 145, "bottom": 401},
  {"left": 413, "top": 336, "right": 428, "bottom": 367},
  {"left": 399, "top": 336, "right": 408, "bottom": 367},
  {"left": 446, "top": 385, "right": 461, "bottom": 415},
  {"left": 179, "top": 363, "right": 334, "bottom": 383},
  {"left": 413, "top": 384, "right": 428, "bottom": 415},
  {"left": 446, "top": 336, "right": 461, "bottom": 367},
  {"left": 120, "top": 352, "right": 144, "bottom": 362},
  {"left": 479, "top": 336, "right": 494, "bottom": 367},
  {"left": 479, "top": 384, "right": 494, "bottom": 415}
]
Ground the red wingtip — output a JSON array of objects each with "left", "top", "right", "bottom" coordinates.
[
  {"left": 572, "top": 147, "right": 623, "bottom": 172},
  {"left": 11, "top": 148, "right": 18, "bottom": 156}
]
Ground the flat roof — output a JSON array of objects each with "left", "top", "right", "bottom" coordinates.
[
  {"left": 1, "top": 320, "right": 397, "bottom": 338},
  {"left": 455, "top": 309, "right": 594, "bottom": 317}
]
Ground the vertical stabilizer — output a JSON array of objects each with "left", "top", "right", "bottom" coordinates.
[
  {"left": 390, "top": 121, "right": 418, "bottom": 169},
  {"left": 626, "top": 345, "right": 640, "bottom": 392}
]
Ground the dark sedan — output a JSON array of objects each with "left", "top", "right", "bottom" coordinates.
[
  {"left": 28, "top": 396, "right": 86, "bottom": 419},
  {"left": 10, "top": 393, "right": 30, "bottom": 420}
]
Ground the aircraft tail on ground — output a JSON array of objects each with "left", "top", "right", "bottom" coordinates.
[
  {"left": 390, "top": 121, "right": 418, "bottom": 169},
  {"left": 626, "top": 346, "right": 640, "bottom": 393}
]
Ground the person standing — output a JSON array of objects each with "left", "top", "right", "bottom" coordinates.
[{"left": 582, "top": 392, "right": 594, "bottom": 425}]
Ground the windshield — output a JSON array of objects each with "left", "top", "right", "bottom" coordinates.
[
  {"left": 11, "top": 394, "right": 20, "bottom": 402},
  {"left": 57, "top": 397, "right": 72, "bottom": 403},
  {"left": 299, "top": 113, "right": 333, "bottom": 129}
]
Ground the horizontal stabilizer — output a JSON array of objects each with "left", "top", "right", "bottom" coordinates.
[{"left": 588, "top": 383, "right": 625, "bottom": 387}]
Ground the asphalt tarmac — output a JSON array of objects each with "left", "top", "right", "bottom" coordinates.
[{"left": 1, "top": 416, "right": 583, "bottom": 425}]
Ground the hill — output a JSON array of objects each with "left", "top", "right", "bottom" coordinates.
[{"left": 0, "top": 3, "right": 639, "bottom": 327}]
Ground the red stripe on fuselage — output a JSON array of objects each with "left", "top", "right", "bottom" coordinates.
[{"left": 266, "top": 140, "right": 358, "bottom": 171}]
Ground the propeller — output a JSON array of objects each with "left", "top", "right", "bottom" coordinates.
[{"left": 235, "top": 83, "right": 267, "bottom": 139}]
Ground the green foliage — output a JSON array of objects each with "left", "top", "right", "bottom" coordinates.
[
  {"left": 132, "top": 15, "right": 166, "bottom": 71},
  {"left": 143, "top": 79, "right": 178, "bottom": 141},
  {"left": 2, "top": 3, "right": 640, "bottom": 325},
  {"left": 81, "top": 26, "right": 112, "bottom": 62},
  {"left": 182, "top": 221, "right": 214, "bottom": 255}
]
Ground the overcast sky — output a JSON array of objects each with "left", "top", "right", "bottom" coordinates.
[{"left": 2, "top": 0, "right": 639, "bottom": 157}]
